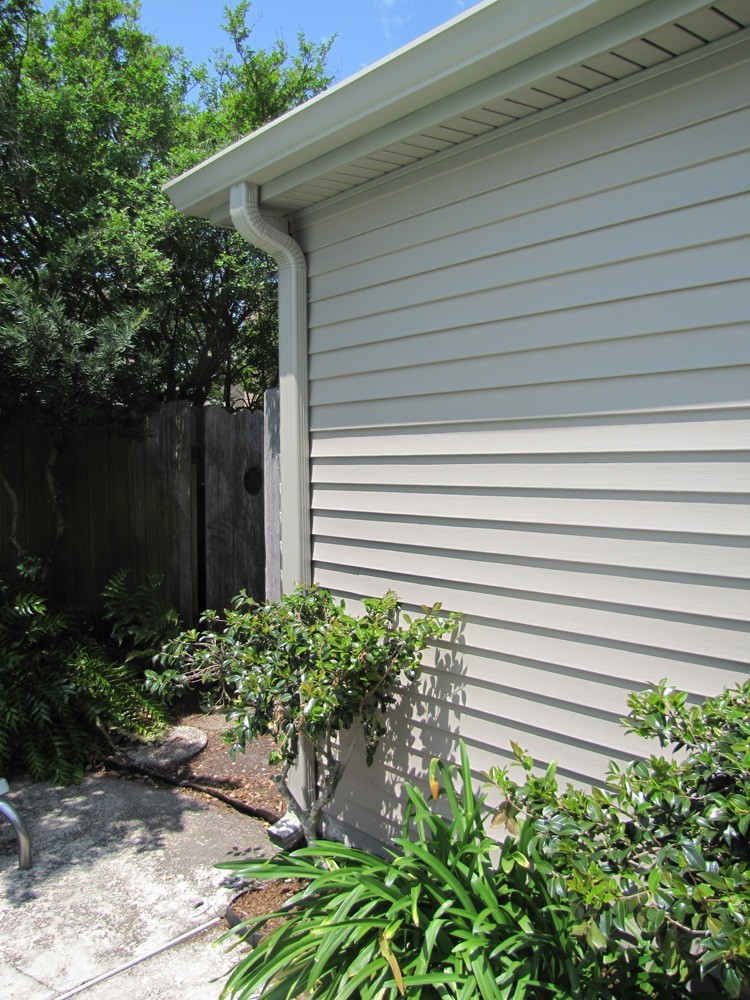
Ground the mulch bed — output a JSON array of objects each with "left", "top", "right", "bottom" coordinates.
[
  {"left": 167, "top": 708, "right": 285, "bottom": 818},
  {"left": 226, "top": 878, "right": 310, "bottom": 938}
]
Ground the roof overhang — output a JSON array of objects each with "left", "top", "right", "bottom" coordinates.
[{"left": 164, "top": 0, "right": 747, "bottom": 226}]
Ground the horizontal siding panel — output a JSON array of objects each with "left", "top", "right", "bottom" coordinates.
[
  {"left": 298, "top": 41, "right": 750, "bottom": 842},
  {"left": 309, "top": 247, "right": 750, "bottom": 354},
  {"left": 310, "top": 284, "right": 750, "bottom": 378},
  {"left": 334, "top": 700, "right": 640, "bottom": 791},
  {"left": 361, "top": 664, "right": 633, "bottom": 758},
  {"left": 418, "top": 648, "right": 636, "bottom": 715},
  {"left": 311, "top": 486, "right": 750, "bottom": 537},
  {"left": 311, "top": 454, "right": 749, "bottom": 493},
  {"left": 309, "top": 236, "right": 750, "bottom": 332},
  {"left": 309, "top": 176, "right": 750, "bottom": 304},
  {"left": 335, "top": 703, "right": 647, "bottom": 798},
  {"left": 310, "top": 367, "right": 750, "bottom": 429},
  {"left": 451, "top": 620, "right": 747, "bottom": 695},
  {"left": 296, "top": 51, "right": 750, "bottom": 253},
  {"left": 310, "top": 411, "right": 750, "bottom": 457},
  {"left": 311, "top": 513, "right": 750, "bottom": 578},
  {"left": 409, "top": 675, "right": 626, "bottom": 751},
  {"left": 313, "top": 566, "right": 750, "bottom": 664},
  {"left": 312, "top": 539, "right": 749, "bottom": 620},
  {"left": 306, "top": 115, "right": 750, "bottom": 281},
  {"left": 310, "top": 326, "right": 750, "bottom": 407}
]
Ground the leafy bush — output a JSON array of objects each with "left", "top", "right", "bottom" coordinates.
[
  {"left": 148, "top": 585, "right": 459, "bottom": 842},
  {"left": 0, "top": 571, "right": 168, "bottom": 784},
  {"left": 218, "top": 741, "right": 590, "bottom": 1000},
  {"left": 218, "top": 681, "right": 749, "bottom": 999},
  {"left": 488, "top": 680, "right": 750, "bottom": 998}
]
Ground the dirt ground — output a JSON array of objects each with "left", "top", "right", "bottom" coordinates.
[
  {"left": 113, "top": 700, "right": 287, "bottom": 821},
  {"left": 169, "top": 706, "right": 285, "bottom": 818}
]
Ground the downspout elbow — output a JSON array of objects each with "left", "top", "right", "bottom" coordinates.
[{"left": 229, "top": 182, "right": 305, "bottom": 273}]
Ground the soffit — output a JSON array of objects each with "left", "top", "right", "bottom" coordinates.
[{"left": 262, "top": 2, "right": 748, "bottom": 217}]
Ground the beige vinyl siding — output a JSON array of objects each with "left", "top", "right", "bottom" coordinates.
[{"left": 295, "top": 37, "right": 750, "bottom": 845}]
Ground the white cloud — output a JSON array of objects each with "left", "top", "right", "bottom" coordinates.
[{"left": 377, "top": 0, "right": 412, "bottom": 40}]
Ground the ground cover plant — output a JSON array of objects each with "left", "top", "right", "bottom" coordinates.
[
  {"left": 0, "top": 567, "right": 176, "bottom": 783},
  {"left": 148, "top": 585, "right": 459, "bottom": 843},
  {"left": 217, "top": 679, "right": 749, "bottom": 999}
]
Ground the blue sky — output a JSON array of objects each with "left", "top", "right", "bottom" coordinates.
[{"left": 136, "top": 0, "right": 475, "bottom": 85}]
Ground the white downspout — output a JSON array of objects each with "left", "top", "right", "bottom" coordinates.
[
  {"left": 229, "top": 181, "right": 315, "bottom": 834},
  {"left": 229, "top": 181, "right": 311, "bottom": 591}
]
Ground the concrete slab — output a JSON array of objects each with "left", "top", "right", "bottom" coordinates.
[
  {"left": 78, "top": 925, "right": 246, "bottom": 1000},
  {"left": 0, "top": 772, "right": 271, "bottom": 999}
]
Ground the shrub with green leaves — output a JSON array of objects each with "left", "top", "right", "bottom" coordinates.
[
  {"left": 0, "top": 571, "right": 168, "bottom": 784},
  {"left": 218, "top": 741, "right": 590, "bottom": 1000},
  {"left": 148, "top": 585, "right": 460, "bottom": 843},
  {"left": 488, "top": 679, "right": 750, "bottom": 998}
]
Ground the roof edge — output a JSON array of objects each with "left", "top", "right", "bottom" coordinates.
[{"left": 163, "top": 0, "right": 703, "bottom": 220}]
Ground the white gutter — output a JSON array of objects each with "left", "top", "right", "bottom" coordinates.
[{"left": 228, "top": 181, "right": 315, "bottom": 823}]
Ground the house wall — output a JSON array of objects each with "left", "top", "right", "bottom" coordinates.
[{"left": 293, "top": 36, "right": 750, "bottom": 845}]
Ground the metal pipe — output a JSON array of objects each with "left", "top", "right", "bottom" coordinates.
[
  {"left": 51, "top": 917, "right": 221, "bottom": 999},
  {"left": 0, "top": 798, "right": 32, "bottom": 870}
]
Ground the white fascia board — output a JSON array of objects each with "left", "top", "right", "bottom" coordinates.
[{"left": 163, "top": 0, "right": 710, "bottom": 221}]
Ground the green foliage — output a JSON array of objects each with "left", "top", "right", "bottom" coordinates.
[
  {"left": 0, "top": 0, "right": 334, "bottom": 421},
  {"left": 101, "top": 569, "right": 180, "bottom": 664},
  {"left": 0, "top": 570, "right": 168, "bottom": 784},
  {"left": 217, "top": 682, "right": 749, "bottom": 999},
  {"left": 148, "top": 585, "right": 459, "bottom": 840},
  {"left": 0, "top": 280, "right": 155, "bottom": 429},
  {"left": 217, "top": 742, "right": 590, "bottom": 1000},
  {"left": 487, "top": 680, "right": 750, "bottom": 998}
]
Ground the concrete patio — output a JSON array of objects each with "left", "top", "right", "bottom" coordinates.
[{"left": 0, "top": 767, "right": 272, "bottom": 999}]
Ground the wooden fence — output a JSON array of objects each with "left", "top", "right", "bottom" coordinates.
[{"left": 0, "top": 393, "right": 280, "bottom": 621}]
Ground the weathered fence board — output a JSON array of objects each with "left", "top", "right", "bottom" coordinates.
[
  {"left": 203, "top": 407, "right": 264, "bottom": 611},
  {"left": 152, "top": 402, "right": 196, "bottom": 619},
  {"left": 264, "top": 388, "right": 281, "bottom": 603},
  {"left": 0, "top": 400, "right": 273, "bottom": 622},
  {"left": 0, "top": 427, "right": 26, "bottom": 570}
]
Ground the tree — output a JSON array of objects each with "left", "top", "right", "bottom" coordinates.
[
  {"left": 152, "top": 0, "right": 334, "bottom": 407},
  {"left": 149, "top": 586, "right": 460, "bottom": 844},
  {"left": 0, "top": 0, "right": 334, "bottom": 418}
]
